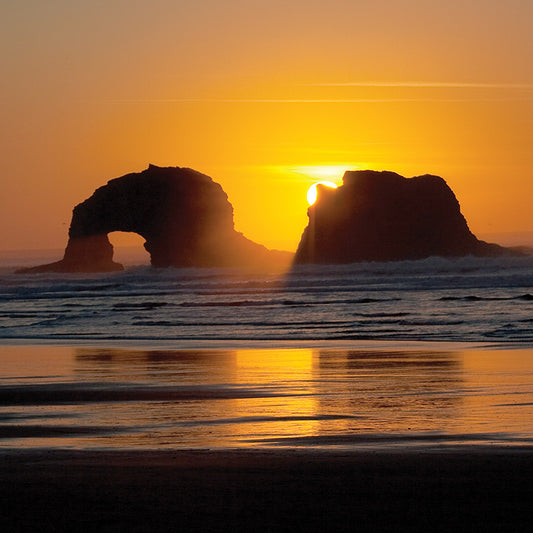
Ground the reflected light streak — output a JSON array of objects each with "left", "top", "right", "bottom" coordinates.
[{"left": 234, "top": 349, "right": 319, "bottom": 445}]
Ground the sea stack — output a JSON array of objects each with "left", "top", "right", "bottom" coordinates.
[
  {"left": 294, "top": 170, "right": 508, "bottom": 264},
  {"left": 20, "top": 165, "right": 290, "bottom": 273}
]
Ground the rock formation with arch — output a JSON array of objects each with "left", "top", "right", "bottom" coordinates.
[{"left": 20, "top": 165, "right": 291, "bottom": 273}]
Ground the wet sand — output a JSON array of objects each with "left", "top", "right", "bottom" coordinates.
[
  {"left": 1, "top": 447, "right": 533, "bottom": 532},
  {"left": 2, "top": 344, "right": 533, "bottom": 530}
]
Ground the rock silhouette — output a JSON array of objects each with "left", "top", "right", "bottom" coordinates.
[
  {"left": 20, "top": 165, "right": 291, "bottom": 273},
  {"left": 294, "top": 170, "right": 509, "bottom": 264}
]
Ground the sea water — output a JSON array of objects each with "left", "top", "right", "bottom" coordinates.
[
  {"left": 1, "top": 255, "right": 532, "bottom": 344},
  {"left": 0, "top": 254, "right": 532, "bottom": 451}
]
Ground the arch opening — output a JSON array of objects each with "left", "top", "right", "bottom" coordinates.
[{"left": 108, "top": 231, "right": 150, "bottom": 266}]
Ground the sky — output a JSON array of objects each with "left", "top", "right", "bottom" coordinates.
[{"left": 2, "top": 0, "right": 533, "bottom": 253}]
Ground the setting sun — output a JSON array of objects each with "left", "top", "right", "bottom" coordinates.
[{"left": 307, "top": 181, "right": 338, "bottom": 206}]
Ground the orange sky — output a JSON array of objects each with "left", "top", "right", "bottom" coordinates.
[{"left": 2, "top": 1, "right": 533, "bottom": 253}]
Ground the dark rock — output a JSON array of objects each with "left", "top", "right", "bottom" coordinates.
[
  {"left": 294, "top": 170, "right": 512, "bottom": 264},
  {"left": 19, "top": 165, "right": 292, "bottom": 273},
  {"left": 20, "top": 235, "right": 123, "bottom": 273}
]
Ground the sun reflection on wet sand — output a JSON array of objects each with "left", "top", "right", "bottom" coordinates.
[
  {"left": 451, "top": 349, "right": 533, "bottom": 438},
  {"left": 312, "top": 350, "right": 463, "bottom": 439},
  {"left": 0, "top": 344, "right": 533, "bottom": 450},
  {"left": 231, "top": 349, "right": 319, "bottom": 444}
]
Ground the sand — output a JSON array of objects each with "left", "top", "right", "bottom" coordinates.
[
  {"left": 1, "top": 447, "right": 532, "bottom": 532},
  {"left": 2, "top": 343, "right": 533, "bottom": 530}
]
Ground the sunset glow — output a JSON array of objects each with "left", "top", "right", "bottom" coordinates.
[
  {"left": 1, "top": 2, "right": 533, "bottom": 252},
  {"left": 290, "top": 165, "right": 355, "bottom": 181}
]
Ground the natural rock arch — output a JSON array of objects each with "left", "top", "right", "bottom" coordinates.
[{"left": 21, "top": 165, "right": 291, "bottom": 273}]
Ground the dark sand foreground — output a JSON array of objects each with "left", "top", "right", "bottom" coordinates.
[{"left": 1, "top": 447, "right": 532, "bottom": 532}]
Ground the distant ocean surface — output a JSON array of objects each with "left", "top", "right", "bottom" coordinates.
[{"left": 1, "top": 254, "right": 532, "bottom": 344}]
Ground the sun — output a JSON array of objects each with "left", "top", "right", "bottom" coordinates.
[{"left": 307, "top": 181, "right": 338, "bottom": 206}]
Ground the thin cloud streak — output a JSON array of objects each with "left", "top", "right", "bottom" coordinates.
[
  {"left": 114, "top": 96, "right": 533, "bottom": 104},
  {"left": 300, "top": 82, "right": 533, "bottom": 89}
]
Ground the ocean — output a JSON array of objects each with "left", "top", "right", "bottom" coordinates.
[
  {"left": 1, "top": 253, "right": 532, "bottom": 451},
  {"left": 1, "top": 254, "right": 532, "bottom": 344}
]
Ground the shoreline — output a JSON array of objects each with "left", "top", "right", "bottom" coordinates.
[
  {"left": 4, "top": 443, "right": 533, "bottom": 461},
  {"left": 2, "top": 447, "right": 533, "bottom": 531},
  {"left": 1, "top": 337, "right": 531, "bottom": 351}
]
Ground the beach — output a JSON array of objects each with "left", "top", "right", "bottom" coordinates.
[
  {"left": 2, "top": 447, "right": 533, "bottom": 531},
  {"left": 1, "top": 342, "right": 533, "bottom": 530},
  {"left": 2, "top": 258, "right": 532, "bottom": 530}
]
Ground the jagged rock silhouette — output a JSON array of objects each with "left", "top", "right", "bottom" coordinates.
[{"left": 294, "top": 170, "right": 509, "bottom": 264}]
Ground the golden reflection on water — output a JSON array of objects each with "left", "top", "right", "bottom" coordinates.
[
  {"left": 74, "top": 348, "right": 321, "bottom": 447},
  {"left": 1, "top": 345, "right": 533, "bottom": 449},
  {"left": 232, "top": 349, "right": 319, "bottom": 444},
  {"left": 453, "top": 349, "right": 533, "bottom": 437},
  {"left": 298, "top": 350, "right": 468, "bottom": 447}
]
